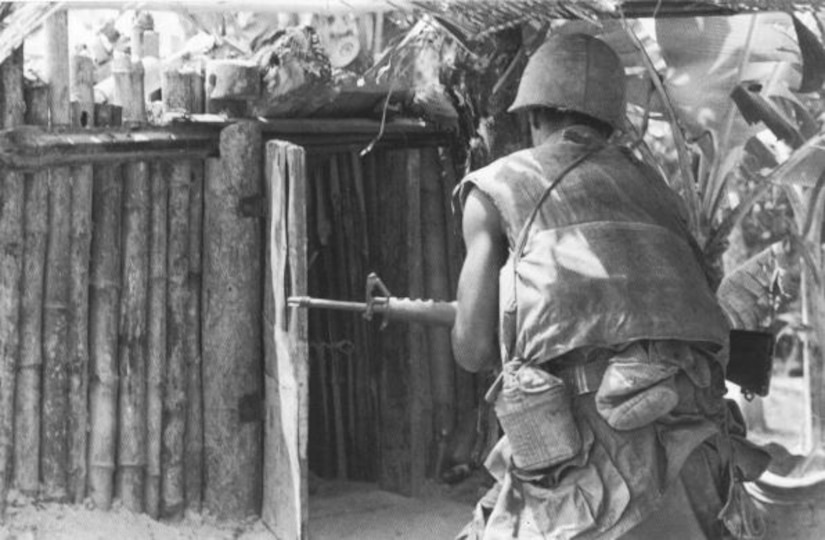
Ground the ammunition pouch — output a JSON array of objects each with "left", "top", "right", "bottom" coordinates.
[{"left": 493, "top": 360, "right": 582, "bottom": 472}]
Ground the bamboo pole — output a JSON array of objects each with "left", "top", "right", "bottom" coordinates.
[
  {"left": 179, "top": 69, "right": 205, "bottom": 516},
  {"left": 114, "top": 50, "right": 150, "bottom": 514},
  {"left": 0, "top": 44, "right": 25, "bottom": 522},
  {"left": 145, "top": 162, "right": 168, "bottom": 519},
  {"left": 68, "top": 53, "right": 96, "bottom": 504},
  {"left": 203, "top": 122, "right": 263, "bottom": 519},
  {"left": 184, "top": 159, "right": 204, "bottom": 514},
  {"left": 161, "top": 66, "right": 201, "bottom": 519},
  {"left": 161, "top": 63, "right": 199, "bottom": 521},
  {"left": 327, "top": 157, "right": 350, "bottom": 479},
  {"left": 420, "top": 147, "right": 455, "bottom": 476},
  {"left": 86, "top": 106, "right": 123, "bottom": 511},
  {"left": 14, "top": 82, "right": 48, "bottom": 499},
  {"left": 162, "top": 159, "right": 189, "bottom": 520},
  {"left": 41, "top": 10, "right": 73, "bottom": 502},
  {"left": 406, "top": 148, "right": 431, "bottom": 492}
]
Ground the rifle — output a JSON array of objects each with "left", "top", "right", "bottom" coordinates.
[{"left": 287, "top": 273, "right": 456, "bottom": 328}]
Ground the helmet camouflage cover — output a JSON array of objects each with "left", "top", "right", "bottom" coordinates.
[{"left": 509, "top": 33, "right": 626, "bottom": 129}]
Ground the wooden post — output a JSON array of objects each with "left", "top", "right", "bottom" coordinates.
[
  {"left": 161, "top": 68, "right": 197, "bottom": 521},
  {"left": 145, "top": 161, "right": 168, "bottom": 519},
  {"left": 87, "top": 105, "right": 123, "bottom": 511},
  {"left": 114, "top": 49, "right": 150, "bottom": 514},
  {"left": 14, "top": 83, "right": 48, "bottom": 499},
  {"left": 68, "top": 53, "right": 96, "bottom": 504},
  {"left": 263, "top": 140, "right": 308, "bottom": 539},
  {"left": 41, "top": 10, "right": 73, "bottom": 502},
  {"left": 203, "top": 121, "right": 263, "bottom": 519},
  {"left": 0, "top": 44, "right": 25, "bottom": 522},
  {"left": 420, "top": 147, "right": 455, "bottom": 475},
  {"left": 375, "top": 149, "right": 432, "bottom": 496}
]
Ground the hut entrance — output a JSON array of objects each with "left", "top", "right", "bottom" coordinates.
[{"left": 264, "top": 128, "right": 484, "bottom": 537}]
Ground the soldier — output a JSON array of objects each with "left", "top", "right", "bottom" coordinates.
[{"left": 452, "top": 33, "right": 769, "bottom": 539}]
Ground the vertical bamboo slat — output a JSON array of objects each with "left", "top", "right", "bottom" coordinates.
[
  {"left": 0, "top": 45, "right": 25, "bottom": 522},
  {"left": 114, "top": 52, "right": 150, "bottom": 513},
  {"left": 160, "top": 69, "right": 196, "bottom": 520},
  {"left": 68, "top": 53, "right": 96, "bottom": 504},
  {"left": 162, "top": 159, "right": 190, "bottom": 520},
  {"left": 14, "top": 83, "right": 48, "bottom": 498},
  {"left": 420, "top": 147, "right": 455, "bottom": 475},
  {"left": 145, "top": 162, "right": 168, "bottom": 519},
  {"left": 203, "top": 122, "right": 263, "bottom": 519},
  {"left": 405, "top": 149, "right": 431, "bottom": 492},
  {"left": 41, "top": 10, "right": 73, "bottom": 502},
  {"left": 184, "top": 159, "right": 204, "bottom": 514},
  {"left": 87, "top": 105, "right": 123, "bottom": 510}
]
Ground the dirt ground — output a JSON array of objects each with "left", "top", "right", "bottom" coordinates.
[{"left": 0, "top": 475, "right": 481, "bottom": 540}]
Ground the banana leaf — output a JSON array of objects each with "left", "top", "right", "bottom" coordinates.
[
  {"left": 717, "top": 240, "right": 797, "bottom": 329},
  {"left": 792, "top": 14, "right": 825, "bottom": 93}
]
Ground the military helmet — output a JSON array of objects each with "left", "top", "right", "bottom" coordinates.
[{"left": 508, "top": 33, "right": 626, "bottom": 129}]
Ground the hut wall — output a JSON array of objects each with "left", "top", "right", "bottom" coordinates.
[{"left": 0, "top": 15, "right": 476, "bottom": 530}]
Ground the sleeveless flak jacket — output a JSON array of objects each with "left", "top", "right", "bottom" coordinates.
[
  {"left": 454, "top": 126, "right": 734, "bottom": 540},
  {"left": 455, "top": 126, "right": 727, "bottom": 365}
]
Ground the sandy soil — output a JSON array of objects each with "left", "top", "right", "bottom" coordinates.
[
  {"left": 0, "top": 492, "right": 271, "bottom": 540},
  {"left": 1, "top": 475, "right": 481, "bottom": 540}
]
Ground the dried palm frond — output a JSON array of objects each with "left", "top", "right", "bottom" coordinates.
[{"left": 0, "top": 3, "right": 64, "bottom": 66}]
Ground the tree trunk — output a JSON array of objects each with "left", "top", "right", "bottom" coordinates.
[{"left": 202, "top": 121, "right": 263, "bottom": 519}]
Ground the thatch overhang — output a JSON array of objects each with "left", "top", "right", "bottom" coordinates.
[{"left": 411, "top": 0, "right": 825, "bottom": 39}]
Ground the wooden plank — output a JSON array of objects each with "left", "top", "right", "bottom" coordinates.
[
  {"left": 202, "top": 121, "right": 264, "bottom": 519},
  {"left": 0, "top": 44, "right": 25, "bottom": 522},
  {"left": 67, "top": 53, "right": 96, "bottom": 505},
  {"left": 263, "top": 139, "right": 308, "bottom": 539}
]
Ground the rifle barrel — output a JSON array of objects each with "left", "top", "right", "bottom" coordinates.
[{"left": 287, "top": 296, "right": 378, "bottom": 312}]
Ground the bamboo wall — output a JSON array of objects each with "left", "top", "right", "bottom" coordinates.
[
  {"left": 304, "top": 147, "right": 484, "bottom": 493},
  {"left": 0, "top": 11, "right": 479, "bottom": 532}
]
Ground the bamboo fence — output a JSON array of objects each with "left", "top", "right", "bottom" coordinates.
[{"left": 0, "top": 8, "right": 473, "bottom": 530}]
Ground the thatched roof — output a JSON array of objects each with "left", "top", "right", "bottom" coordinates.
[{"left": 412, "top": 0, "right": 825, "bottom": 39}]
